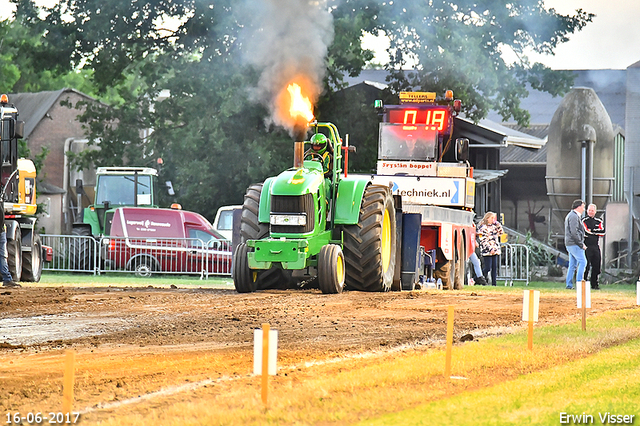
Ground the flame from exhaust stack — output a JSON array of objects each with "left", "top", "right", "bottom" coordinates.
[
  {"left": 287, "top": 83, "right": 314, "bottom": 123},
  {"left": 239, "top": 0, "right": 333, "bottom": 136}
]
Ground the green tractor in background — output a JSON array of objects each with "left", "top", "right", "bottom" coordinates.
[
  {"left": 69, "top": 167, "right": 160, "bottom": 270},
  {"left": 233, "top": 122, "right": 397, "bottom": 294}
]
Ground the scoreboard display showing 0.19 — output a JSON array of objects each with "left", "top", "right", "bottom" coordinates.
[{"left": 387, "top": 108, "right": 450, "bottom": 132}]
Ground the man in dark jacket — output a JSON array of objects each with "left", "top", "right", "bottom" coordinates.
[
  {"left": 0, "top": 201, "right": 19, "bottom": 288},
  {"left": 564, "top": 199, "right": 587, "bottom": 290},
  {"left": 582, "top": 203, "right": 605, "bottom": 290}
]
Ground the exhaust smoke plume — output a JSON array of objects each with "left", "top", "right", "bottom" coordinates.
[{"left": 240, "top": 0, "right": 334, "bottom": 134}]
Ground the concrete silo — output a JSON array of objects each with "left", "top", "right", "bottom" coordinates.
[{"left": 546, "top": 87, "right": 614, "bottom": 223}]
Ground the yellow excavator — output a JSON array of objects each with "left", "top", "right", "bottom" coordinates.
[{"left": 0, "top": 93, "right": 51, "bottom": 282}]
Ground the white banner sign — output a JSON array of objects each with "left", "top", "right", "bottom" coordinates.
[{"left": 371, "top": 175, "right": 465, "bottom": 206}]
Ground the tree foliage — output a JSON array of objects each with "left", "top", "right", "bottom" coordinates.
[
  {"left": 376, "top": 0, "right": 593, "bottom": 124},
  {"left": 4, "top": 0, "right": 594, "bottom": 218}
]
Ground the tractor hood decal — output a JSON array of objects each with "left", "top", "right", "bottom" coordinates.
[{"left": 271, "top": 167, "right": 324, "bottom": 196}]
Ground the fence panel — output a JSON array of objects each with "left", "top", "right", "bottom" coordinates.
[
  {"left": 498, "top": 243, "right": 530, "bottom": 286},
  {"left": 42, "top": 234, "right": 99, "bottom": 274},
  {"left": 42, "top": 235, "right": 232, "bottom": 278}
]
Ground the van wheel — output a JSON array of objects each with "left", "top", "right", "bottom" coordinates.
[{"left": 132, "top": 257, "right": 157, "bottom": 278}]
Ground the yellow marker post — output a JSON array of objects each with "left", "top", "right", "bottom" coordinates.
[
  {"left": 444, "top": 305, "right": 454, "bottom": 378},
  {"left": 261, "top": 323, "right": 270, "bottom": 406},
  {"left": 62, "top": 350, "right": 75, "bottom": 414}
]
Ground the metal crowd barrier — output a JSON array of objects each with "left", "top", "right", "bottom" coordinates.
[
  {"left": 41, "top": 235, "right": 233, "bottom": 278},
  {"left": 498, "top": 243, "right": 530, "bottom": 286}
]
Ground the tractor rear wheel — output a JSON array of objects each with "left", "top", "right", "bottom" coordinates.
[
  {"left": 233, "top": 243, "right": 258, "bottom": 293},
  {"left": 343, "top": 185, "right": 396, "bottom": 292},
  {"left": 318, "top": 244, "right": 345, "bottom": 294},
  {"left": 69, "top": 225, "right": 94, "bottom": 271},
  {"left": 21, "top": 232, "right": 43, "bottom": 282},
  {"left": 7, "top": 231, "right": 22, "bottom": 282},
  {"left": 233, "top": 183, "right": 294, "bottom": 292}
]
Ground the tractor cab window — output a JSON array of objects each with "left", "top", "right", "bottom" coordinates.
[
  {"left": 378, "top": 123, "right": 437, "bottom": 161},
  {"left": 96, "top": 175, "right": 153, "bottom": 206}
]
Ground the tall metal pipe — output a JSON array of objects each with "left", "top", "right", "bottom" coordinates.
[
  {"left": 581, "top": 141, "right": 586, "bottom": 204},
  {"left": 293, "top": 141, "right": 304, "bottom": 169},
  {"left": 587, "top": 139, "right": 595, "bottom": 206}
]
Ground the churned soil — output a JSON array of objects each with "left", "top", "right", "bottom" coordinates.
[{"left": 0, "top": 284, "right": 635, "bottom": 422}]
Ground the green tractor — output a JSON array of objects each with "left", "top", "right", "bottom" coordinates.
[
  {"left": 233, "top": 122, "right": 396, "bottom": 294},
  {"left": 69, "top": 167, "right": 159, "bottom": 270}
]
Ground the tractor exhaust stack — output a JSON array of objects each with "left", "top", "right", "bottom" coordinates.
[{"left": 293, "top": 124, "right": 306, "bottom": 169}]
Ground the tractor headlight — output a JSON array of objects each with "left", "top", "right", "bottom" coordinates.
[{"left": 270, "top": 214, "right": 307, "bottom": 226}]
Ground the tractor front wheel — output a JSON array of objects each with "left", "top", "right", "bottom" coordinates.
[
  {"left": 343, "top": 185, "right": 396, "bottom": 292},
  {"left": 233, "top": 183, "right": 295, "bottom": 292},
  {"left": 318, "top": 244, "right": 345, "bottom": 294},
  {"left": 233, "top": 243, "right": 258, "bottom": 293},
  {"left": 7, "top": 231, "right": 22, "bottom": 282}
]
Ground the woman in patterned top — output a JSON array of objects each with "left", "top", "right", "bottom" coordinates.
[{"left": 477, "top": 211, "right": 503, "bottom": 286}]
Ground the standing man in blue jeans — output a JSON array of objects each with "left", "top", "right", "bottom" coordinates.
[{"left": 564, "top": 199, "right": 587, "bottom": 290}]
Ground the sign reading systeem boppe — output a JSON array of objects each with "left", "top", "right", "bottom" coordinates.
[{"left": 376, "top": 160, "right": 437, "bottom": 176}]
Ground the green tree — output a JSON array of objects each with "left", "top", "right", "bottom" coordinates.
[
  {"left": 11, "top": 0, "right": 593, "bottom": 217},
  {"left": 375, "top": 0, "right": 592, "bottom": 124}
]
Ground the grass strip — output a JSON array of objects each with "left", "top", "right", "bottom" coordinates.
[
  {"left": 86, "top": 308, "right": 640, "bottom": 425},
  {"left": 362, "top": 312, "right": 640, "bottom": 425},
  {"left": 32, "top": 272, "right": 234, "bottom": 288}
]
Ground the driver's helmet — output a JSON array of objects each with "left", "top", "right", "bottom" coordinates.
[{"left": 310, "top": 133, "right": 328, "bottom": 153}]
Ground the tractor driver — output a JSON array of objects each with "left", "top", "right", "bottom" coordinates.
[{"left": 305, "top": 133, "right": 333, "bottom": 176}]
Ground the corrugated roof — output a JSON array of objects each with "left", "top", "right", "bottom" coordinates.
[
  {"left": 501, "top": 123, "right": 550, "bottom": 140},
  {"left": 474, "top": 169, "right": 509, "bottom": 185},
  {"left": 501, "top": 144, "right": 548, "bottom": 165},
  {"left": 456, "top": 116, "right": 545, "bottom": 148}
]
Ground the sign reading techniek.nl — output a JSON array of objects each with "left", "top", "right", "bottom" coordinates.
[{"left": 371, "top": 175, "right": 470, "bottom": 207}]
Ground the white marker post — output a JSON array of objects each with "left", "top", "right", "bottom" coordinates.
[
  {"left": 522, "top": 290, "right": 540, "bottom": 350},
  {"left": 254, "top": 324, "right": 278, "bottom": 406},
  {"left": 577, "top": 280, "right": 591, "bottom": 331},
  {"left": 636, "top": 280, "right": 640, "bottom": 306}
]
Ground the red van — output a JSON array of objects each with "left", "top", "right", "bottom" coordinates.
[{"left": 104, "top": 207, "right": 231, "bottom": 277}]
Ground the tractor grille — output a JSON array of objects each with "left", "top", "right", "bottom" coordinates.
[{"left": 270, "top": 194, "right": 315, "bottom": 234}]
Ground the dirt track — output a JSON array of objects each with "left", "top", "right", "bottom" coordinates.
[{"left": 0, "top": 285, "right": 636, "bottom": 421}]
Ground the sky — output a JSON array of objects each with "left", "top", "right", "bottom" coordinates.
[{"left": 1, "top": 0, "right": 639, "bottom": 71}]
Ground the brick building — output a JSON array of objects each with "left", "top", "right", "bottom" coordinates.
[{"left": 9, "top": 89, "right": 98, "bottom": 235}]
